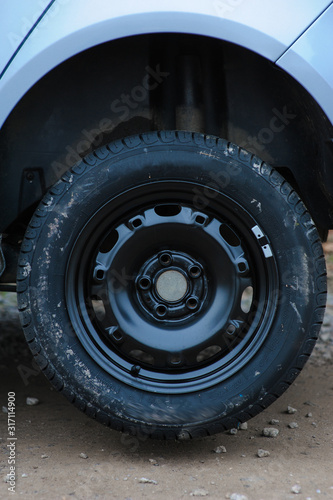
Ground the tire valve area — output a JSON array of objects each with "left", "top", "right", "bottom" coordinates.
[{"left": 130, "top": 365, "right": 141, "bottom": 377}]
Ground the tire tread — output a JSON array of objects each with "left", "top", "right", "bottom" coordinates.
[{"left": 17, "top": 131, "right": 327, "bottom": 438}]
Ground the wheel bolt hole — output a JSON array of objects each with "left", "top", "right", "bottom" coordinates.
[
  {"left": 138, "top": 277, "right": 151, "bottom": 290},
  {"left": 189, "top": 265, "right": 201, "bottom": 278},
  {"left": 159, "top": 253, "right": 172, "bottom": 266},
  {"left": 156, "top": 305, "right": 167, "bottom": 317},
  {"left": 186, "top": 297, "right": 198, "bottom": 310}
]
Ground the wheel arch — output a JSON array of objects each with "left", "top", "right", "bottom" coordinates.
[
  {"left": 1, "top": 31, "right": 333, "bottom": 284},
  {"left": 1, "top": 0, "right": 332, "bottom": 129}
]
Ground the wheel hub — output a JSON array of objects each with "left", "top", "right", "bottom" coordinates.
[
  {"left": 156, "top": 270, "right": 188, "bottom": 302},
  {"left": 136, "top": 250, "right": 207, "bottom": 321}
]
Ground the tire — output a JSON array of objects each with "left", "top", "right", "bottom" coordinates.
[{"left": 17, "top": 131, "right": 326, "bottom": 439}]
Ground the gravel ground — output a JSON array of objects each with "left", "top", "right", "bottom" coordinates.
[{"left": 0, "top": 236, "right": 333, "bottom": 500}]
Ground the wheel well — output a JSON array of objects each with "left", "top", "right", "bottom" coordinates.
[{"left": 0, "top": 33, "right": 333, "bottom": 281}]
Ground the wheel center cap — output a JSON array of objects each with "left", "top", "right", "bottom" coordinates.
[{"left": 156, "top": 270, "right": 188, "bottom": 303}]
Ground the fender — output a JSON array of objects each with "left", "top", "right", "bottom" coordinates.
[
  {"left": 0, "top": 0, "right": 332, "bottom": 129},
  {"left": 277, "top": 4, "right": 333, "bottom": 125},
  {"left": 0, "top": 0, "right": 53, "bottom": 75}
]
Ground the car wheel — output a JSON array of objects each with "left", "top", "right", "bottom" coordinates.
[{"left": 17, "top": 131, "right": 326, "bottom": 439}]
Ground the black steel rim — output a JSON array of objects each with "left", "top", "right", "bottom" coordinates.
[{"left": 66, "top": 181, "right": 278, "bottom": 394}]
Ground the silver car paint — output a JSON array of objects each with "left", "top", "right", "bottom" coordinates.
[
  {"left": 277, "top": 4, "right": 333, "bottom": 125},
  {"left": 0, "top": 0, "right": 332, "bottom": 129},
  {"left": 0, "top": 0, "right": 52, "bottom": 74}
]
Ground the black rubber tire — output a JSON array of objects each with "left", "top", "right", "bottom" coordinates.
[{"left": 17, "top": 131, "right": 326, "bottom": 439}]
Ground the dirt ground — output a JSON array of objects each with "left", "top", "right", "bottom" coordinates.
[{"left": 1, "top": 236, "right": 333, "bottom": 500}]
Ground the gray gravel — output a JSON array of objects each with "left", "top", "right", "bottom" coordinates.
[
  {"left": 213, "top": 445, "right": 227, "bottom": 454},
  {"left": 26, "top": 397, "right": 39, "bottom": 406},
  {"left": 257, "top": 449, "right": 270, "bottom": 458},
  {"left": 262, "top": 427, "right": 279, "bottom": 438},
  {"left": 139, "top": 477, "right": 158, "bottom": 485}
]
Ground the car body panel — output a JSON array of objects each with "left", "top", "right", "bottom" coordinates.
[
  {"left": 277, "top": 4, "right": 333, "bottom": 125},
  {"left": 0, "top": 0, "right": 332, "bottom": 129},
  {"left": 0, "top": 0, "right": 53, "bottom": 74}
]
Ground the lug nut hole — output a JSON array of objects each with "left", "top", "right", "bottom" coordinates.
[
  {"left": 189, "top": 265, "right": 201, "bottom": 278},
  {"left": 186, "top": 297, "right": 198, "bottom": 310},
  {"left": 159, "top": 253, "right": 172, "bottom": 266},
  {"left": 156, "top": 305, "right": 167, "bottom": 317},
  {"left": 138, "top": 276, "right": 151, "bottom": 290}
]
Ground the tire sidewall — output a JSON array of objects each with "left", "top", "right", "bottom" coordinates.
[{"left": 21, "top": 137, "right": 320, "bottom": 431}]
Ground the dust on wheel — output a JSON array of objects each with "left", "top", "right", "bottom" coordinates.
[{"left": 17, "top": 131, "right": 326, "bottom": 439}]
